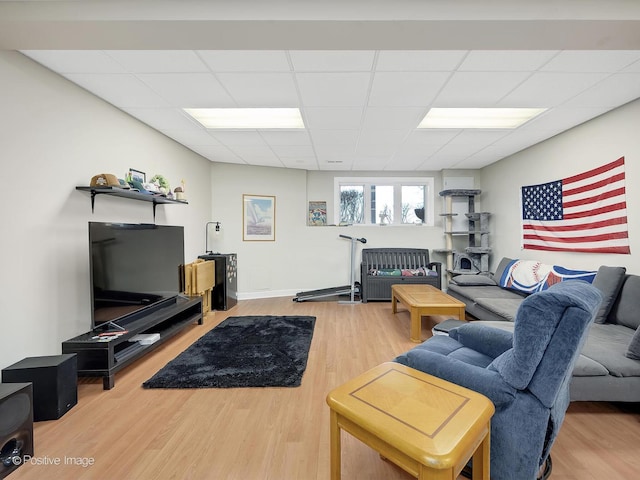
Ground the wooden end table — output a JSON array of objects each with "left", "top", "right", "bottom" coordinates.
[
  {"left": 391, "top": 284, "right": 466, "bottom": 343},
  {"left": 327, "top": 362, "right": 494, "bottom": 480}
]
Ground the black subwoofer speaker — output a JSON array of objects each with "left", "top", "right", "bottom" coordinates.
[
  {"left": 0, "top": 383, "right": 33, "bottom": 479},
  {"left": 2, "top": 354, "right": 77, "bottom": 421}
]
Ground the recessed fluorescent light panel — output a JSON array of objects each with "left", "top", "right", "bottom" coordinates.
[
  {"left": 184, "top": 108, "right": 305, "bottom": 129},
  {"left": 418, "top": 108, "right": 546, "bottom": 129}
]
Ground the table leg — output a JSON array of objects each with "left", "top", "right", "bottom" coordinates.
[
  {"left": 458, "top": 307, "right": 466, "bottom": 321},
  {"left": 418, "top": 464, "right": 454, "bottom": 479},
  {"left": 410, "top": 308, "right": 422, "bottom": 343},
  {"left": 392, "top": 292, "right": 398, "bottom": 314},
  {"left": 471, "top": 426, "right": 491, "bottom": 480},
  {"left": 330, "top": 409, "right": 341, "bottom": 480}
]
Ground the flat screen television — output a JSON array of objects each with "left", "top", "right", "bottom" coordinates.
[{"left": 88, "top": 222, "right": 185, "bottom": 330}]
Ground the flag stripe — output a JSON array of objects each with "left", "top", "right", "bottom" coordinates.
[
  {"left": 521, "top": 157, "right": 630, "bottom": 254},
  {"left": 523, "top": 244, "right": 631, "bottom": 254},
  {"left": 563, "top": 157, "right": 624, "bottom": 184},
  {"left": 564, "top": 173, "right": 625, "bottom": 197},
  {"left": 524, "top": 231, "right": 629, "bottom": 244},
  {"left": 563, "top": 186, "right": 626, "bottom": 208},
  {"left": 523, "top": 216, "right": 628, "bottom": 232},
  {"left": 563, "top": 202, "right": 628, "bottom": 220}
]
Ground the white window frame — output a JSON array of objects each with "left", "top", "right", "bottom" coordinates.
[{"left": 333, "top": 177, "right": 435, "bottom": 226}]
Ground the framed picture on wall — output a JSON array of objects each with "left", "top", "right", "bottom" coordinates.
[
  {"left": 128, "top": 168, "right": 146, "bottom": 183},
  {"left": 308, "top": 201, "right": 327, "bottom": 226},
  {"left": 243, "top": 194, "right": 276, "bottom": 241}
]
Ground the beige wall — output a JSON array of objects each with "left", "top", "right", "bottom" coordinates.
[
  {"left": 211, "top": 164, "right": 452, "bottom": 297},
  {"left": 481, "top": 98, "right": 640, "bottom": 273},
  {"left": 0, "top": 52, "right": 212, "bottom": 369}
]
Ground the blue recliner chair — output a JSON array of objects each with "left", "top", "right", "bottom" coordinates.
[{"left": 395, "top": 281, "right": 602, "bottom": 480}]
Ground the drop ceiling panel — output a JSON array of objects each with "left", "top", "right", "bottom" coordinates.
[
  {"left": 361, "top": 107, "right": 425, "bottom": 131},
  {"left": 65, "top": 74, "right": 169, "bottom": 107},
  {"left": 351, "top": 156, "right": 393, "bottom": 170},
  {"left": 315, "top": 144, "right": 356, "bottom": 159},
  {"left": 279, "top": 157, "right": 318, "bottom": 169},
  {"left": 105, "top": 50, "right": 209, "bottom": 73},
  {"left": 163, "top": 129, "right": 221, "bottom": 146},
  {"left": 394, "top": 142, "right": 443, "bottom": 159},
  {"left": 242, "top": 156, "right": 285, "bottom": 167},
  {"left": 403, "top": 130, "right": 462, "bottom": 147},
  {"left": 562, "top": 73, "right": 640, "bottom": 108},
  {"left": 540, "top": 51, "right": 640, "bottom": 72},
  {"left": 216, "top": 73, "right": 299, "bottom": 106},
  {"left": 368, "top": 72, "right": 450, "bottom": 107},
  {"left": 23, "top": 50, "right": 126, "bottom": 74},
  {"left": 197, "top": 50, "right": 291, "bottom": 72},
  {"left": 622, "top": 59, "right": 640, "bottom": 72},
  {"left": 295, "top": 72, "right": 371, "bottom": 106},
  {"left": 524, "top": 106, "right": 612, "bottom": 133},
  {"left": 229, "top": 145, "right": 279, "bottom": 159},
  {"left": 189, "top": 145, "right": 244, "bottom": 164},
  {"left": 418, "top": 156, "right": 459, "bottom": 170},
  {"left": 259, "top": 131, "right": 311, "bottom": 145},
  {"left": 302, "top": 107, "right": 364, "bottom": 129},
  {"left": 498, "top": 72, "right": 608, "bottom": 107},
  {"left": 375, "top": 51, "right": 467, "bottom": 71},
  {"left": 433, "top": 71, "right": 531, "bottom": 106},
  {"left": 310, "top": 129, "right": 360, "bottom": 146},
  {"left": 123, "top": 107, "right": 198, "bottom": 130},
  {"left": 458, "top": 50, "right": 558, "bottom": 71},
  {"left": 387, "top": 156, "right": 432, "bottom": 171},
  {"left": 289, "top": 51, "right": 375, "bottom": 71},
  {"left": 210, "top": 131, "right": 268, "bottom": 146},
  {"left": 269, "top": 145, "right": 315, "bottom": 157},
  {"left": 20, "top": 47, "right": 640, "bottom": 171},
  {"left": 136, "top": 73, "right": 235, "bottom": 107}
]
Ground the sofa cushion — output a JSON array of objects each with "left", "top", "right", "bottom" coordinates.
[
  {"left": 591, "top": 265, "right": 627, "bottom": 324},
  {"left": 572, "top": 355, "right": 609, "bottom": 377},
  {"left": 491, "top": 257, "right": 514, "bottom": 284},
  {"left": 450, "top": 274, "right": 497, "bottom": 286},
  {"left": 474, "top": 298, "right": 522, "bottom": 322},
  {"left": 447, "top": 283, "right": 527, "bottom": 301},
  {"left": 609, "top": 275, "right": 640, "bottom": 330},
  {"left": 469, "top": 321, "right": 610, "bottom": 377},
  {"left": 580, "top": 323, "right": 640, "bottom": 377},
  {"left": 626, "top": 327, "right": 640, "bottom": 360}
]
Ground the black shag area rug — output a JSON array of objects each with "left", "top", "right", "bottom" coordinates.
[{"left": 142, "top": 315, "right": 315, "bottom": 389}]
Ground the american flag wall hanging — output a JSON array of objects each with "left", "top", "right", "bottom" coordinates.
[{"left": 521, "top": 157, "right": 630, "bottom": 254}]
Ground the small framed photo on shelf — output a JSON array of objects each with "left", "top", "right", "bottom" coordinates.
[
  {"left": 243, "top": 194, "right": 275, "bottom": 241},
  {"left": 308, "top": 201, "right": 327, "bottom": 226},
  {"left": 128, "top": 168, "right": 146, "bottom": 183}
]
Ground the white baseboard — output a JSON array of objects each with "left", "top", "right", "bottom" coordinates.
[{"left": 237, "top": 289, "right": 299, "bottom": 301}]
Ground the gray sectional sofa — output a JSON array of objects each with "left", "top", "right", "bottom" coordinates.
[{"left": 446, "top": 257, "right": 640, "bottom": 402}]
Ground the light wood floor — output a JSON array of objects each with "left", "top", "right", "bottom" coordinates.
[{"left": 10, "top": 297, "right": 640, "bottom": 480}]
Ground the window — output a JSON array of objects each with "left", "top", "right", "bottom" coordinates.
[{"left": 334, "top": 177, "right": 435, "bottom": 226}]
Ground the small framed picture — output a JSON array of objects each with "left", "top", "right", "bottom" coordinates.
[
  {"left": 243, "top": 194, "right": 275, "bottom": 241},
  {"left": 308, "top": 201, "right": 327, "bottom": 226},
  {"left": 128, "top": 168, "right": 146, "bottom": 183}
]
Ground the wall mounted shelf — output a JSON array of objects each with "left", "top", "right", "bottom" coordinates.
[{"left": 76, "top": 186, "right": 187, "bottom": 221}]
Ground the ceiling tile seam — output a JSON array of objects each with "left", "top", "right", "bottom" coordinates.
[
  {"left": 355, "top": 51, "right": 381, "bottom": 170},
  {"left": 383, "top": 51, "right": 470, "bottom": 171},
  {"left": 285, "top": 50, "right": 322, "bottom": 170},
  {"left": 386, "top": 65, "right": 462, "bottom": 171}
]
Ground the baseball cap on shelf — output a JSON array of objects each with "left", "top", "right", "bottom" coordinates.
[
  {"left": 128, "top": 179, "right": 153, "bottom": 194},
  {"left": 90, "top": 173, "right": 126, "bottom": 188}
]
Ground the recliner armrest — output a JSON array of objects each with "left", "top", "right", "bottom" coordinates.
[
  {"left": 449, "top": 323, "right": 513, "bottom": 359},
  {"left": 399, "top": 349, "right": 516, "bottom": 407}
]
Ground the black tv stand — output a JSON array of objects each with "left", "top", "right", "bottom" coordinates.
[{"left": 62, "top": 296, "right": 202, "bottom": 390}]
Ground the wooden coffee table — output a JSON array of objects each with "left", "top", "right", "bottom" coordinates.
[
  {"left": 391, "top": 284, "right": 466, "bottom": 343},
  {"left": 327, "top": 362, "right": 494, "bottom": 480}
]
